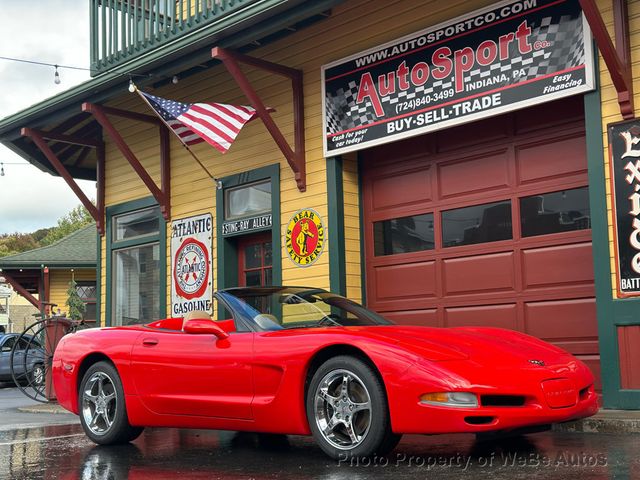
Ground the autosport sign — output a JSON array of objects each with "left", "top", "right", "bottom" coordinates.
[
  {"left": 171, "top": 213, "right": 213, "bottom": 315},
  {"left": 609, "top": 120, "right": 640, "bottom": 297},
  {"left": 322, "top": 0, "right": 595, "bottom": 156}
]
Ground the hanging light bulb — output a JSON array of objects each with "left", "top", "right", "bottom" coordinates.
[
  {"left": 172, "top": 75, "right": 179, "bottom": 84},
  {"left": 128, "top": 78, "right": 136, "bottom": 93},
  {"left": 0, "top": 163, "right": 4, "bottom": 177},
  {"left": 54, "top": 65, "right": 61, "bottom": 84}
]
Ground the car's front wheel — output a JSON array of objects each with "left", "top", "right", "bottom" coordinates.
[
  {"left": 306, "top": 355, "right": 401, "bottom": 459},
  {"left": 79, "top": 361, "right": 143, "bottom": 445}
]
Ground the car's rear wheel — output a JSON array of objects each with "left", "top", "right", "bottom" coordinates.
[
  {"left": 306, "top": 355, "right": 400, "bottom": 459},
  {"left": 79, "top": 361, "right": 143, "bottom": 445}
]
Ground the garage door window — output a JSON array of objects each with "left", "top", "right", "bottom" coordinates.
[
  {"left": 520, "top": 187, "right": 590, "bottom": 237},
  {"left": 374, "top": 213, "right": 434, "bottom": 256},
  {"left": 442, "top": 200, "right": 512, "bottom": 247}
]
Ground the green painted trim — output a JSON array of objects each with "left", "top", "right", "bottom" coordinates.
[
  {"left": 327, "top": 156, "right": 346, "bottom": 296},
  {"left": 585, "top": 52, "right": 640, "bottom": 408},
  {"left": 357, "top": 152, "right": 367, "bottom": 305},
  {"left": 216, "top": 164, "right": 281, "bottom": 316},
  {"left": 105, "top": 197, "right": 166, "bottom": 326},
  {"left": 96, "top": 230, "right": 102, "bottom": 326}
]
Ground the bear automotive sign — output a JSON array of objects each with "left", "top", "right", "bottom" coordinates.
[
  {"left": 322, "top": 0, "right": 595, "bottom": 156},
  {"left": 171, "top": 213, "right": 213, "bottom": 315}
]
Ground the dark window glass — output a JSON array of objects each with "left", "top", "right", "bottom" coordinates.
[
  {"left": 520, "top": 187, "right": 590, "bottom": 237},
  {"left": 225, "top": 180, "right": 271, "bottom": 220},
  {"left": 113, "top": 206, "right": 160, "bottom": 242},
  {"left": 442, "top": 200, "right": 512, "bottom": 247},
  {"left": 373, "top": 213, "right": 434, "bottom": 256}
]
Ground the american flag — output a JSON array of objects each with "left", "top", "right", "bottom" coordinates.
[{"left": 138, "top": 90, "right": 261, "bottom": 154}]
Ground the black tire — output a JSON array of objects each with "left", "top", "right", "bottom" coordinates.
[
  {"left": 78, "top": 361, "right": 144, "bottom": 445},
  {"left": 306, "top": 355, "right": 396, "bottom": 459}
]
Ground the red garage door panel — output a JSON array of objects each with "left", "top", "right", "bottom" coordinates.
[
  {"left": 445, "top": 304, "right": 517, "bottom": 330},
  {"left": 522, "top": 243, "right": 594, "bottom": 289},
  {"left": 373, "top": 261, "right": 437, "bottom": 301},
  {"left": 524, "top": 298, "right": 598, "bottom": 353},
  {"left": 516, "top": 134, "right": 587, "bottom": 184},
  {"left": 372, "top": 167, "right": 432, "bottom": 212},
  {"left": 443, "top": 252, "right": 515, "bottom": 295},
  {"left": 362, "top": 97, "right": 600, "bottom": 388},
  {"left": 438, "top": 150, "right": 510, "bottom": 199},
  {"left": 384, "top": 309, "right": 438, "bottom": 327}
]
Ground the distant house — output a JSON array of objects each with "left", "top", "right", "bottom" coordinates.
[{"left": 0, "top": 224, "right": 97, "bottom": 332}]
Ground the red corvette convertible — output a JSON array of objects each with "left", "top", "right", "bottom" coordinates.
[{"left": 53, "top": 287, "right": 598, "bottom": 459}]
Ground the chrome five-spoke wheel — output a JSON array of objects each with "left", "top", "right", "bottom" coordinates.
[
  {"left": 314, "top": 369, "right": 372, "bottom": 449},
  {"left": 82, "top": 371, "right": 117, "bottom": 436},
  {"left": 307, "top": 355, "right": 400, "bottom": 459},
  {"left": 79, "top": 361, "right": 144, "bottom": 445}
]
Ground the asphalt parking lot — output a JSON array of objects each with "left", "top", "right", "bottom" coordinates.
[{"left": 0, "top": 421, "right": 638, "bottom": 479}]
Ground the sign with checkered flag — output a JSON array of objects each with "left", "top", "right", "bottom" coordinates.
[{"left": 322, "top": 0, "right": 595, "bottom": 156}]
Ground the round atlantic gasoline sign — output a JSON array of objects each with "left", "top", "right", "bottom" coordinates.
[
  {"left": 285, "top": 208, "right": 325, "bottom": 267},
  {"left": 172, "top": 237, "right": 210, "bottom": 300}
]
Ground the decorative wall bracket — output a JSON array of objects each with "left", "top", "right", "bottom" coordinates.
[
  {"left": 579, "top": 0, "right": 634, "bottom": 119},
  {"left": 212, "top": 47, "right": 306, "bottom": 192},
  {"left": 82, "top": 103, "right": 172, "bottom": 220},
  {"left": 21, "top": 127, "right": 106, "bottom": 235}
]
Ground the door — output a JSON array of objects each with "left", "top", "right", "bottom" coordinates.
[
  {"left": 237, "top": 233, "right": 273, "bottom": 287},
  {"left": 361, "top": 97, "right": 601, "bottom": 389},
  {"left": 130, "top": 327, "right": 254, "bottom": 419}
]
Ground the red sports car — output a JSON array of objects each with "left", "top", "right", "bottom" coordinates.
[{"left": 53, "top": 287, "right": 598, "bottom": 459}]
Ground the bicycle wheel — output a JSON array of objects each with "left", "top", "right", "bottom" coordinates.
[{"left": 10, "top": 317, "right": 75, "bottom": 403}]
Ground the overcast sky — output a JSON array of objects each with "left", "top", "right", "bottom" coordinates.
[{"left": 0, "top": 1, "right": 96, "bottom": 234}]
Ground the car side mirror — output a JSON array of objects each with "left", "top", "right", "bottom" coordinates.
[{"left": 183, "top": 319, "right": 229, "bottom": 340}]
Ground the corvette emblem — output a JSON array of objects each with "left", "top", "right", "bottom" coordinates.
[{"left": 528, "top": 359, "right": 545, "bottom": 366}]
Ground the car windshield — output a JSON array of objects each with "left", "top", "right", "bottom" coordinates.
[{"left": 218, "top": 287, "right": 393, "bottom": 330}]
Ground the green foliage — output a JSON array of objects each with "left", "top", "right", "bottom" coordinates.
[
  {"left": 65, "top": 279, "right": 86, "bottom": 321},
  {"left": 0, "top": 232, "right": 42, "bottom": 258},
  {"left": 0, "top": 204, "right": 94, "bottom": 258},
  {"left": 41, "top": 205, "right": 93, "bottom": 246}
]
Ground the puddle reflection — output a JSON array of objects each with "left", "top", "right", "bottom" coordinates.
[{"left": 0, "top": 425, "right": 636, "bottom": 480}]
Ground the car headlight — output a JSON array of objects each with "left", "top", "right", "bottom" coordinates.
[{"left": 420, "top": 392, "right": 478, "bottom": 408}]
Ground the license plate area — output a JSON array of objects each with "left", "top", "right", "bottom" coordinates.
[{"left": 541, "top": 378, "right": 577, "bottom": 408}]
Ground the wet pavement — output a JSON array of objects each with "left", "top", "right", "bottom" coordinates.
[{"left": 0, "top": 424, "right": 638, "bottom": 480}]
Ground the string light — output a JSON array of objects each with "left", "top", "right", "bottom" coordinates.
[
  {"left": 172, "top": 75, "right": 179, "bottom": 84},
  {"left": 128, "top": 78, "right": 137, "bottom": 93},
  {"left": 0, "top": 55, "right": 153, "bottom": 87}
]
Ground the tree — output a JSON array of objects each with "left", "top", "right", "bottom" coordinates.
[
  {"left": 41, "top": 205, "right": 94, "bottom": 246},
  {"left": 65, "top": 279, "right": 86, "bottom": 321}
]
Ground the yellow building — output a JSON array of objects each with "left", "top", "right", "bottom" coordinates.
[
  {"left": 0, "top": 0, "right": 638, "bottom": 408},
  {"left": 0, "top": 225, "right": 97, "bottom": 330}
]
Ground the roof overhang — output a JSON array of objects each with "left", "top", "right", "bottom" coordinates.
[{"left": 0, "top": 0, "right": 343, "bottom": 179}]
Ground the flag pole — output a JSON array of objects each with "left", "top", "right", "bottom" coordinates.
[{"left": 132, "top": 84, "right": 223, "bottom": 189}]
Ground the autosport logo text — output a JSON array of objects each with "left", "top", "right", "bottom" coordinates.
[{"left": 322, "top": 0, "right": 594, "bottom": 155}]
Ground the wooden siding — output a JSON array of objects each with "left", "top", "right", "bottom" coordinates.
[
  {"left": 49, "top": 269, "right": 96, "bottom": 317},
  {"left": 598, "top": 0, "right": 640, "bottom": 298},
  {"left": 618, "top": 325, "right": 640, "bottom": 388}
]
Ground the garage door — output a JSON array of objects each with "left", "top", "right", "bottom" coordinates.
[{"left": 361, "top": 97, "right": 601, "bottom": 389}]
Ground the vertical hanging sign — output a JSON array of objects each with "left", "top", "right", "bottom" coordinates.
[
  {"left": 609, "top": 120, "right": 640, "bottom": 297},
  {"left": 171, "top": 213, "right": 213, "bottom": 315}
]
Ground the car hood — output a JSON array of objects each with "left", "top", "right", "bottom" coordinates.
[{"left": 357, "top": 325, "right": 574, "bottom": 366}]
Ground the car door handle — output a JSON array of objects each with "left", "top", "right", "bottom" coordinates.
[{"left": 142, "top": 338, "right": 159, "bottom": 346}]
